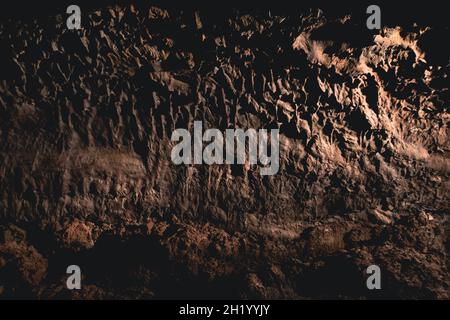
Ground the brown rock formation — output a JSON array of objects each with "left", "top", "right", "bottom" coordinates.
[{"left": 0, "top": 2, "right": 448, "bottom": 299}]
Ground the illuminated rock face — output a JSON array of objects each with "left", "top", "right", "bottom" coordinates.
[{"left": 0, "top": 3, "right": 448, "bottom": 299}]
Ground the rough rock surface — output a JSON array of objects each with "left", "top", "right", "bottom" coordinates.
[{"left": 0, "top": 3, "right": 448, "bottom": 299}]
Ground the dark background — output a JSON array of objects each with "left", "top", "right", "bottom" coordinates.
[{"left": 0, "top": 0, "right": 449, "bottom": 28}]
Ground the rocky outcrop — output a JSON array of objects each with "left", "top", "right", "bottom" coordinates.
[{"left": 0, "top": 3, "right": 448, "bottom": 299}]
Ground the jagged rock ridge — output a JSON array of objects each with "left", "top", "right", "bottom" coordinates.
[{"left": 0, "top": 4, "right": 448, "bottom": 299}]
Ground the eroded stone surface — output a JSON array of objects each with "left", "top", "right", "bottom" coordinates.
[{"left": 0, "top": 3, "right": 448, "bottom": 299}]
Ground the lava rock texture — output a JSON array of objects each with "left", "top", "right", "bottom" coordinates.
[{"left": 0, "top": 1, "right": 449, "bottom": 299}]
